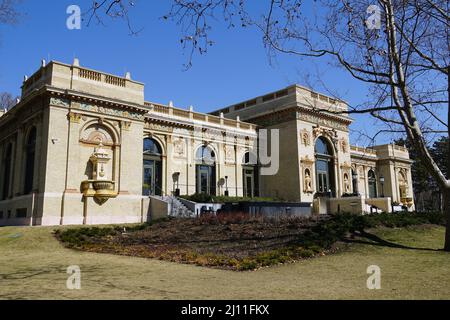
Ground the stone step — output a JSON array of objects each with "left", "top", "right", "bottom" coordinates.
[{"left": 164, "top": 196, "right": 195, "bottom": 218}]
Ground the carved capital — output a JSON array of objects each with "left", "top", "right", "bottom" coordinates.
[
  {"left": 121, "top": 121, "right": 132, "bottom": 131},
  {"left": 68, "top": 112, "right": 82, "bottom": 123}
]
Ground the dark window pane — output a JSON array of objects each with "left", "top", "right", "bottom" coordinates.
[
  {"left": 143, "top": 138, "right": 162, "bottom": 155},
  {"left": 315, "top": 137, "right": 332, "bottom": 155},
  {"left": 2, "top": 144, "right": 12, "bottom": 200},
  {"left": 24, "top": 127, "right": 37, "bottom": 194}
]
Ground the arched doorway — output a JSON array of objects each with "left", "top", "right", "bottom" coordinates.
[
  {"left": 142, "top": 138, "right": 163, "bottom": 196},
  {"left": 368, "top": 169, "right": 377, "bottom": 198},
  {"left": 242, "top": 151, "right": 259, "bottom": 198},
  {"left": 24, "top": 127, "right": 37, "bottom": 194},
  {"left": 315, "top": 137, "right": 335, "bottom": 197},
  {"left": 195, "top": 145, "right": 216, "bottom": 195}
]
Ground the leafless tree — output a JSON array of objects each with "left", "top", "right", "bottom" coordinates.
[
  {"left": 165, "top": 0, "right": 449, "bottom": 250},
  {"left": 0, "top": 0, "right": 20, "bottom": 25},
  {"left": 0, "top": 92, "right": 16, "bottom": 110},
  {"left": 85, "top": 0, "right": 142, "bottom": 35}
]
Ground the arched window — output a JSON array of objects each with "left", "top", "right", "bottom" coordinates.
[
  {"left": 242, "top": 151, "right": 259, "bottom": 198},
  {"left": 142, "top": 138, "right": 163, "bottom": 196},
  {"left": 195, "top": 145, "right": 216, "bottom": 195},
  {"left": 24, "top": 127, "right": 37, "bottom": 194},
  {"left": 144, "top": 138, "right": 162, "bottom": 156},
  {"left": 2, "top": 143, "right": 13, "bottom": 200},
  {"left": 315, "top": 137, "right": 333, "bottom": 156},
  {"left": 368, "top": 170, "right": 377, "bottom": 198},
  {"left": 315, "top": 137, "right": 335, "bottom": 196},
  {"left": 196, "top": 145, "right": 215, "bottom": 165}
]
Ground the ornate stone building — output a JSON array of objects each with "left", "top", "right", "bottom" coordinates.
[{"left": 0, "top": 60, "right": 414, "bottom": 226}]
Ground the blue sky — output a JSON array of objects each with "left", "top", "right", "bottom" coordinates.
[{"left": 0, "top": 0, "right": 415, "bottom": 146}]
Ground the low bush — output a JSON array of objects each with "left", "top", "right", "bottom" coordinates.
[{"left": 54, "top": 227, "right": 118, "bottom": 248}]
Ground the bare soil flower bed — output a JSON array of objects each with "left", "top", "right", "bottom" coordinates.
[{"left": 55, "top": 212, "right": 445, "bottom": 271}]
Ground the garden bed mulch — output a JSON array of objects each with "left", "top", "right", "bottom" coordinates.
[
  {"left": 55, "top": 216, "right": 335, "bottom": 270},
  {"left": 55, "top": 212, "right": 445, "bottom": 271}
]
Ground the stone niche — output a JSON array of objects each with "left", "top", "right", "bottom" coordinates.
[
  {"left": 340, "top": 162, "right": 352, "bottom": 195},
  {"left": 80, "top": 122, "right": 118, "bottom": 205},
  {"left": 301, "top": 155, "right": 315, "bottom": 193}
]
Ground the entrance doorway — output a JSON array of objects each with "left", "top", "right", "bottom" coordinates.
[
  {"left": 242, "top": 151, "right": 258, "bottom": 198},
  {"left": 195, "top": 145, "right": 216, "bottom": 195},
  {"left": 315, "top": 137, "right": 335, "bottom": 197},
  {"left": 142, "top": 138, "right": 163, "bottom": 196},
  {"left": 243, "top": 169, "right": 255, "bottom": 198},
  {"left": 197, "top": 165, "right": 214, "bottom": 194},
  {"left": 368, "top": 170, "right": 377, "bottom": 198}
]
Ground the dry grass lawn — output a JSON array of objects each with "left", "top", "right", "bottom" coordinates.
[{"left": 0, "top": 224, "right": 449, "bottom": 299}]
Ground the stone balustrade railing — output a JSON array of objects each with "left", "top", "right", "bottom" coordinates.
[
  {"left": 144, "top": 101, "right": 256, "bottom": 131},
  {"left": 350, "top": 145, "right": 377, "bottom": 156}
]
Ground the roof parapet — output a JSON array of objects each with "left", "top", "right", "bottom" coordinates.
[{"left": 21, "top": 59, "right": 144, "bottom": 105}]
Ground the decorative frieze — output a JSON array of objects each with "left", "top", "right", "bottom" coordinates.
[
  {"left": 145, "top": 122, "right": 174, "bottom": 133},
  {"left": 50, "top": 97, "right": 70, "bottom": 108},
  {"left": 79, "top": 103, "right": 145, "bottom": 121},
  {"left": 298, "top": 111, "right": 349, "bottom": 132}
]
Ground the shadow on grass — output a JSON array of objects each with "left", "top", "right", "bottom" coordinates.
[{"left": 344, "top": 230, "right": 442, "bottom": 252}]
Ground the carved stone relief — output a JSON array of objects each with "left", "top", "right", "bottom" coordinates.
[
  {"left": 300, "top": 129, "right": 311, "bottom": 147},
  {"left": 173, "top": 137, "right": 186, "bottom": 157},
  {"left": 224, "top": 145, "right": 235, "bottom": 163},
  {"left": 80, "top": 124, "right": 115, "bottom": 146},
  {"left": 340, "top": 138, "right": 348, "bottom": 153}
]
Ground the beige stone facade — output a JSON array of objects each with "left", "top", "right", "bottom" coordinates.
[{"left": 0, "top": 60, "right": 414, "bottom": 226}]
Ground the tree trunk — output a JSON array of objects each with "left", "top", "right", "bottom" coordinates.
[
  {"left": 444, "top": 188, "right": 450, "bottom": 251},
  {"left": 445, "top": 74, "right": 449, "bottom": 252}
]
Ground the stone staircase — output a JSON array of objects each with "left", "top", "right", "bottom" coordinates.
[{"left": 162, "top": 196, "right": 195, "bottom": 218}]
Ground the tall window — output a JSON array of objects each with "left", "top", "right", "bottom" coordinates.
[
  {"left": 2, "top": 143, "right": 13, "bottom": 200},
  {"left": 368, "top": 170, "right": 377, "bottom": 198},
  {"left": 315, "top": 137, "right": 335, "bottom": 196},
  {"left": 196, "top": 145, "right": 216, "bottom": 195},
  {"left": 351, "top": 169, "right": 358, "bottom": 195},
  {"left": 142, "top": 138, "right": 163, "bottom": 196},
  {"left": 242, "top": 151, "right": 259, "bottom": 198},
  {"left": 24, "top": 127, "right": 37, "bottom": 194}
]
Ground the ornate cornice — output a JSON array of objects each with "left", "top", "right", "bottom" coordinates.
[{"left": 245, "top": 105, "right": 352, "bottom": 131}]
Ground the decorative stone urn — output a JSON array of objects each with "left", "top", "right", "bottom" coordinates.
[{"left": 81, "top": 142, "right": 117, "bottom": 205}]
